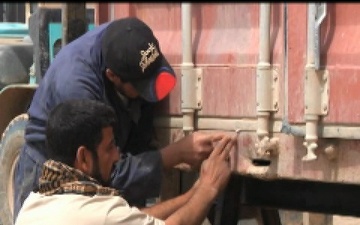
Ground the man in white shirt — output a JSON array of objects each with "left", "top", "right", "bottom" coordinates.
[{"left": 15, "top": 99, "right": 236, "bottom": 225}]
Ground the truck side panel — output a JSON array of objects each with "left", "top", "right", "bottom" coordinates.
[{"left": 95, "top": 3, "right": 360, "bottom": 224}]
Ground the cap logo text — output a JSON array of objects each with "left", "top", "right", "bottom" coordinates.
[{"left": 139, "top": 43, "right": 160, "bottom": 73}]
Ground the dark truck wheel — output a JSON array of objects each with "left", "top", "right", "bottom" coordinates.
[{"left": 0, "top": 114, "right": 28, "bottom": 225}]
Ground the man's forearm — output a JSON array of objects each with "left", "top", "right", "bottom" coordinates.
[
  {"left": 159, "top": 140, "right": 184, "bottom": 170},
  {"left": 165, "top": 185, "right": 218, "bottom": 225},
  {"left": 140, "top": 186, "right": 195, "bottom": 219}
]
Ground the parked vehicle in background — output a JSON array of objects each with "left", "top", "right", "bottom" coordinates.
[
  {"left": 0, "top": 3, "right": 94, "bottom": 225},
  {"left": 0, "top": 11, "right": 34, "bottom": 225}
]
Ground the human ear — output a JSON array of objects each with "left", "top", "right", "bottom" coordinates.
[
  {"left": 75, "top": 146, "right": 93, "bottom": 175},
  {"left": 105, "top": 69, "right": 117, "bottom": 82}
]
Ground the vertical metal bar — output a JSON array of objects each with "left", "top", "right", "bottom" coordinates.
[
  {"left": 181, "top": 3, "right": 196, "bottom": 133},
  {"left": 259, "top": 3, "right": 271, "bottom": 64},
  {"left": 307, "top": 3, "right": 316, "bottom": 65},
  {"left": 314, "top": 3, "right": 327, "bottom": 69},
  {"left": 261, "top": 208, "right": 282, "bottom": 225},
  {"left": 97, "top": 3, "right": 110, "bottom": 24},
  {"left": 25, "top": 3, "right": 31, "bottom": 24},
  {"left": 213, "top": 174, "right": 242, "bottom": 225},
  {"left": 256, "top": 3, "right": 272, "bottom": 138},
  {"left": 61, "top": 3, "right": 87, "bottom": 46},
  {"left": 110, "top": 3, "right": 115, "bottom": 21}
]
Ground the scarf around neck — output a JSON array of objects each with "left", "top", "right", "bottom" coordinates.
[{"left": 37, "top": 160, "right": 119, "bottom": 196}]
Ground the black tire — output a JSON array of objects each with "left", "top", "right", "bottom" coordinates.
[{"left": 0, "top": 114, "right": 28, "bottom": 225}]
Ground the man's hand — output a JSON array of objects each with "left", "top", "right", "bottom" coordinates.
[
  {"left": 157, "top": 134, "right": 237, "bottom": 225},
  {"left": 177, "top": 131, "right": 234, "bottom": 170},
  {"left": 161, "top": 131, "right": 237, "bottom": 172},
  {"left": 196, "top": 135, "right": 235, "bottom": 195}
]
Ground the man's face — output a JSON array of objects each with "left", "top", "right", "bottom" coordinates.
[
  {"left": 106, "top": 69, "right": 140, "bottom": 99},
  {"left": 90, "top": 126, "right": 120, "bottom": 186},
  {"left": 114, "top": 80, "right": 140, "bottom": 99}
]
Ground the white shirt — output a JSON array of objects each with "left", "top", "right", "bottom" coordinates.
[{"left": 15, "top": 192, "right": 165, "bottom": 225}]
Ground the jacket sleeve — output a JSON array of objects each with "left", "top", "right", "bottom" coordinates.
[{"left": 110, "top": 150, "right": 163, "bottom": 206}]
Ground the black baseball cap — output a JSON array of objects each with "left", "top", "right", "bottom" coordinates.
[{"left": 101, "top": 17, "right": 176, "bottom": 102}]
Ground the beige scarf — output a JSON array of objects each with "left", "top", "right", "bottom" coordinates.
[{"left": 38, "top": 159, "right": 119, "bottom": 196}]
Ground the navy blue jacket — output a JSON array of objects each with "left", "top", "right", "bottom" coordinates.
[{"left": 24, "top": 21, "right": 162, "bottom": 205}]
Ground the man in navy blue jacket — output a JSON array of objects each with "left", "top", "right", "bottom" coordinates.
[{"left": 14, "top": 17, "right": 226, "bottom": 221}]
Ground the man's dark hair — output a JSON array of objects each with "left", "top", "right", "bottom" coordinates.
[{"left": 46, "top": 99, "right": 117, "bottom": 166}]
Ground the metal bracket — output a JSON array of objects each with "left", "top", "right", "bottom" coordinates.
[
  {"left": 320, "top": 70, "right": 329, "bottom": 115},
  {"left": 256, "top": 67, "right": 279, "bottom": 112},
  {"left": 272, "top": 68, "right": 279, "bottom": 112},
  {"left": 195, "top": 67, "right": 203, "bottom": 110},
  {"left": 304, "top": 69, "right": 329, "bottom": 116},
  {"left": 181, "top": 67, "right": 203, "bottom": 111}
]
